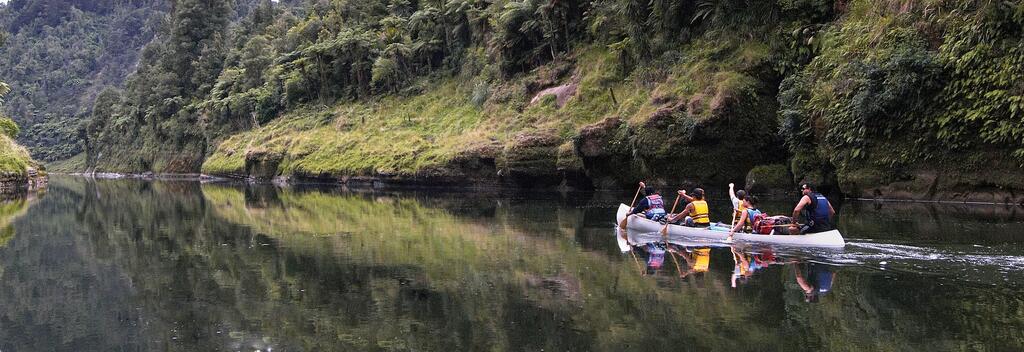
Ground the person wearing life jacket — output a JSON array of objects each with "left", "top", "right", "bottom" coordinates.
[
  {"left": 726, "top": 195, "right": 762, "bottom": 241},
  {"left": 667, "top": 188, "right": 711, "bottom": 227},
  {"left": 629, "top": 183, "right": 667, "bottom": 221},
  {"left": 789, "top": 183, "right": 836, "bottom": 235},
  {"left": 728, "top": 183, "right": 748, "bottom": 225}
]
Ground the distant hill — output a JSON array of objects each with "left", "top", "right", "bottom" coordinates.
[{"left": 0, "top": 0, "right": 168, "bottom": 161}]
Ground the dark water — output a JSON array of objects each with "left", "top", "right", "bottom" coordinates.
[{"left": 2, "top": 177, "right": 1024, "bottom": 351}]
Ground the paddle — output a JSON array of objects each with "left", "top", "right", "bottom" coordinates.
[
  {"left": 619, "top": 183, "right": 644, "bottom": 230},
  {"left": 660, "top": 191, "right": 683, "bottom": 237},
  {"left": 666, "top": 248, "right": 685, "bottom": 279},
  {"left": 628, "top": 244, "right": 645, "bottom": 276}
]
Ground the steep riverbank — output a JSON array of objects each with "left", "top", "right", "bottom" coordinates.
[
  {"left": 197, "top": 42, "right": 785, "bottom": 190},
  {"left": 72, "top": 0, "right": 1024, "bottom": 204},
  {"left": 0, "top": 135, "right": 45, "bottom": 193}
]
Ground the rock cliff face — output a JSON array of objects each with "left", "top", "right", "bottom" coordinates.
[{"left": 834, "top": 156, "right": 1024, "bottom": 204}]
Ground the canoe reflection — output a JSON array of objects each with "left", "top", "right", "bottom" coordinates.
[{"left": 626, "top": 233, "right": 838, "bottom": 303}]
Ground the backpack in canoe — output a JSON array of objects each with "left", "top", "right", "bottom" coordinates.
[{"left": 752, "top": 214, "right": 792, "bottom": 235}]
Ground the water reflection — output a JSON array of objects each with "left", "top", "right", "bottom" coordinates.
[
  {"left": 0, "top": 177, "right": 1023, "bottom": 351},
  {"left": 628, "top": 239, "right": 840, "bottom": 304}
]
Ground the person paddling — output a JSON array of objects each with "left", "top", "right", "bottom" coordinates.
[
  {"left": 728, "top": 183, "right": 747, "bottom": 225},
  {"left": 667, "top": 188, "right": 710, "bottom": 227},
  {"left": 789, "top": 183, "right": 836, "bottom": 235},
  {"left": 726, "top": 195, "right": 761, "bottom": 241},
  {"left": 629, "top": 182, "right": 667, "bottom": 221}
]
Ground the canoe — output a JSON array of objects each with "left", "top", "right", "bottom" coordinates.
[{"left": 616, "top": 204, "right": 846, "bottom": 248}]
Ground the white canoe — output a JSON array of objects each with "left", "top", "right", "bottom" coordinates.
[{"left": 616, "top": 204, "right": 846, "bottom": 248}]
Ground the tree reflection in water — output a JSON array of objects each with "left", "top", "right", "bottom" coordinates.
[{"left": 0, "top": 176, "right": 1022, "bottom": 351}]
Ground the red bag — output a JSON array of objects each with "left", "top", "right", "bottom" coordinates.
[{"left": 753, "top": 215, "right": 790, "bottom": 235}]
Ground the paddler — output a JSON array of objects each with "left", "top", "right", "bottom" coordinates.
[
  {"left": 629, "top": 182, "right": 667, "bottom": 221},
  {"left": 728, "top": 183, "right": 748, "bottom": 224},
  {"left": 788, "top": 183, "right": 836, "bottom": 235},
  {"left": 667, "top": 188, "right": 711, "bottom": 227},
  {"left": 726, "top": 195, "right": 761, "bottom": 241}
]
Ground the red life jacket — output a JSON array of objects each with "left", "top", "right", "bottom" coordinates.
[{"left": 645, "top": 194, "right": 666, "bottom": 218}]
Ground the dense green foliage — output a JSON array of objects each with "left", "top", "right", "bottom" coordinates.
[
  {"left": 86, "top": 0, "right": 307, "bottom": 171},
  {"left": 0, "top": 0, "right": 168, "bottom": 161},
  {"left": 0, "top": 117, "right": 18, "bottom": 139},
  {"left": 3, "top": 0, "right": 1022, "bottom": 195},
  {"left": 85, "top": 0, "right": 839, "bottom": 175},
  {"left": 779, "top": 0, "right": 1024, "bottom": 190},
  {"left": 0, "top": 37, "right": 33, "bottom": 175}
]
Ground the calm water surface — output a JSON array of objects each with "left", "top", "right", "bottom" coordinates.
[{"left": 1, "top": 176, "right": 1024, "bottom": 351}]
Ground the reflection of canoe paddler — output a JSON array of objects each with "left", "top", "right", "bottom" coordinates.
[
  {"left": 793, "top": 261, "right": 836, "bottom": 303},
  {"left": 670, "top": 246, "right": 710, "bottom": 278},
  {"left": 730, "top": 246, "right": 790, "bottom": 287},
  {"left": 691, "top": 248, "right": 710, "bottom": 272}
]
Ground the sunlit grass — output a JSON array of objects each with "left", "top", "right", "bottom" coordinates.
[
  {"left": 203, "top": 40, "right": 768, "bottom": 177},
  {"left": 0, "top": 135, "right": 33, "bottom": 175},
  {"left": 45, "top": 152, "right": 87, "bottom": 173}
]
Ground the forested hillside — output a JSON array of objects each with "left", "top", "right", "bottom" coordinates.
[
  {"left": 0, "top": 0, "right": 169, "bottom": 161},
  {"left": 10, "top": 0, "right": 1024, "bottom": 201},
  {"left": 0, "top": 0, "right": 282, "bottom": 161},
  {"left": 0, "top": 18, "right": 38, "bottom": 177},
  {"left": 85, "top": 0, "right": 829, "bottom": 180}
]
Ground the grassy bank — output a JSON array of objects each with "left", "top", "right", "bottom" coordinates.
[
  {"left": 0, "top": 135, "right": 35, "bottom": 177},
  {"left": 44, "top": 153, "right": 87, "bottom": 173},
  {"left": 201, "top": 39, "right": 773, "bottom": 181}
]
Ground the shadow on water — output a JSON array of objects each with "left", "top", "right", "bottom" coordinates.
[{"left": 0, "top": 176, "right": 1023, "bottom": 351}]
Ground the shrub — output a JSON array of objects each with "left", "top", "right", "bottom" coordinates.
[
  {"left": 470, "top": 81, "right": 490, "bottom": 108},
  {"left": 0, "top": 117, "right": 19, "bottom": 138}
]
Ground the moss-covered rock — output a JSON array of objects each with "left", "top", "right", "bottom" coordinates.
[
  {"left": 836, "top": 151, "right": 1024, "bottom": 204},
  {"left": 556, "top": 142, "right": 590, "bottom": 189},
  {"left": 575, "top": 72, "right": 787, "bottom": 189},
  {"left": 574, "top": 117, "right": 635, "bottom": 188},
  {"left": 244, "top": 150, "right": 283, "bottom": 181},
  {"left": 498, "top": 131, "right": 562, "bottom": 187}
]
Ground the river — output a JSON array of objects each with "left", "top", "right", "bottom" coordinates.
[{"left": 1, "top": 176, "right": 1022, "bottom": 351}]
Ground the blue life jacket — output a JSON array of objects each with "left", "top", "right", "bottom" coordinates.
[
  {"left": 645, "top": 194, "right": 666, "bottom": 218},
  {"left": 808, "top": 263, "right": 834, "bottom": 294},
  {"left": 747, "top": 208, "right": 762, "bottom": 224},
  {"left": 809, "top": 193, "right": 832, "bottom": 231},
  {"left": 745, "top": 208, "right": 762, "bottom": 232}
]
